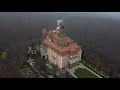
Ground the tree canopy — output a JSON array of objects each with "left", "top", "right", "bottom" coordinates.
[{"left": 1, "top": 52, "right": 8, "bottom": 60}]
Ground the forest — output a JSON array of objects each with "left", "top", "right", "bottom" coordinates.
[{"left": 0, "top": 12, "right": 120, "bottom": 77}]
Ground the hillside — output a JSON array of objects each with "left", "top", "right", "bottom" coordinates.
[{"left": 0, "top": 12, "right": 120, "bottom": 77}]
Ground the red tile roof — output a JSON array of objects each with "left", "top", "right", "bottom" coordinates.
[
  {"left": 42, "top": 29, "right": 81, "bottom": 54},
  {"left": 43, "top": 38, "right": 80, "bottom": 53}
]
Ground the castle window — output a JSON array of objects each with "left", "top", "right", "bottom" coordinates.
[{"left": 48, "top": 38, "right": 51, "bottom": 42}]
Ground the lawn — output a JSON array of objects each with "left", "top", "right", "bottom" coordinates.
[{"left": 74, "top": 68, "right": 98, "bottom": 78}]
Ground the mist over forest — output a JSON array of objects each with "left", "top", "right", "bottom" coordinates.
[{"left": 0, "top": 12, "right": 120, "bottom": 77}]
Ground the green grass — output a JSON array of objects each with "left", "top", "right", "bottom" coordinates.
[
  {"left": 81, "top": 61, "right": 106, "bottom": 78},
  {"left": 74, "top": 68, "right": 98, "bottom": 78}
]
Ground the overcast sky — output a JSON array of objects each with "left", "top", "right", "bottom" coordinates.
[
  {"left": 0, "top": 12, "right": 120, "bottom": 20},
  {"left": 64, "top": 12, "right": 120, "bottom": 18},
  {"left": 94, "top": 12, "right": 120, "bottom": 18},
  {"left": 45, "top": 12, "right": 120, "bottom": 19}
]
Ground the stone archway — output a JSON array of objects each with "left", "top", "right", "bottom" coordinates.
[
  {"left": 42, "top": 54, "right": 48, "bottom": 60},
  {"left": 42, "top": 55, "right": 45, "bottom": 60},
  {"left": 46, "top": 55, "right": 48, "bottom": 60},
  {"left": 69, "top": 63, "right": 71, "bottom": 69}
]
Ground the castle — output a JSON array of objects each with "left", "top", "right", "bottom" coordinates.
[{"left": 40, "top": 19, "right": 82, "bottom": 69}]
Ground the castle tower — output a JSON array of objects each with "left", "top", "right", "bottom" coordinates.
[{"left": 41, "top": 19, "right": 82, "bottom": 69}]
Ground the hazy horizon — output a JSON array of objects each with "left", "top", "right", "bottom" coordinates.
[
  {"left": 1, "top": 12, "right": 120, "bottom": 65},
  {"left": 1, "top": 12, "right": 120, "bottom": 77},
  {"left": 0, "top": 12, "right": 120, "bottom": 18}
]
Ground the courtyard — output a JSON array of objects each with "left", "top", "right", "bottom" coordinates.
[{"left": 65, "top": 62, "right": 102, "bottom": 78}]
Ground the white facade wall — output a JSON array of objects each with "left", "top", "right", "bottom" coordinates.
[
  {"left": 47, "top": 46, "right": 82, "bottom": 69},
  {"left": 60, "top": 56, "right": 63, "bottom": 68}
]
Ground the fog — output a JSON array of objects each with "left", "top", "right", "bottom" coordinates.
[{"left": 0, "top": 12, "right": 120, "bottom": 65}]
